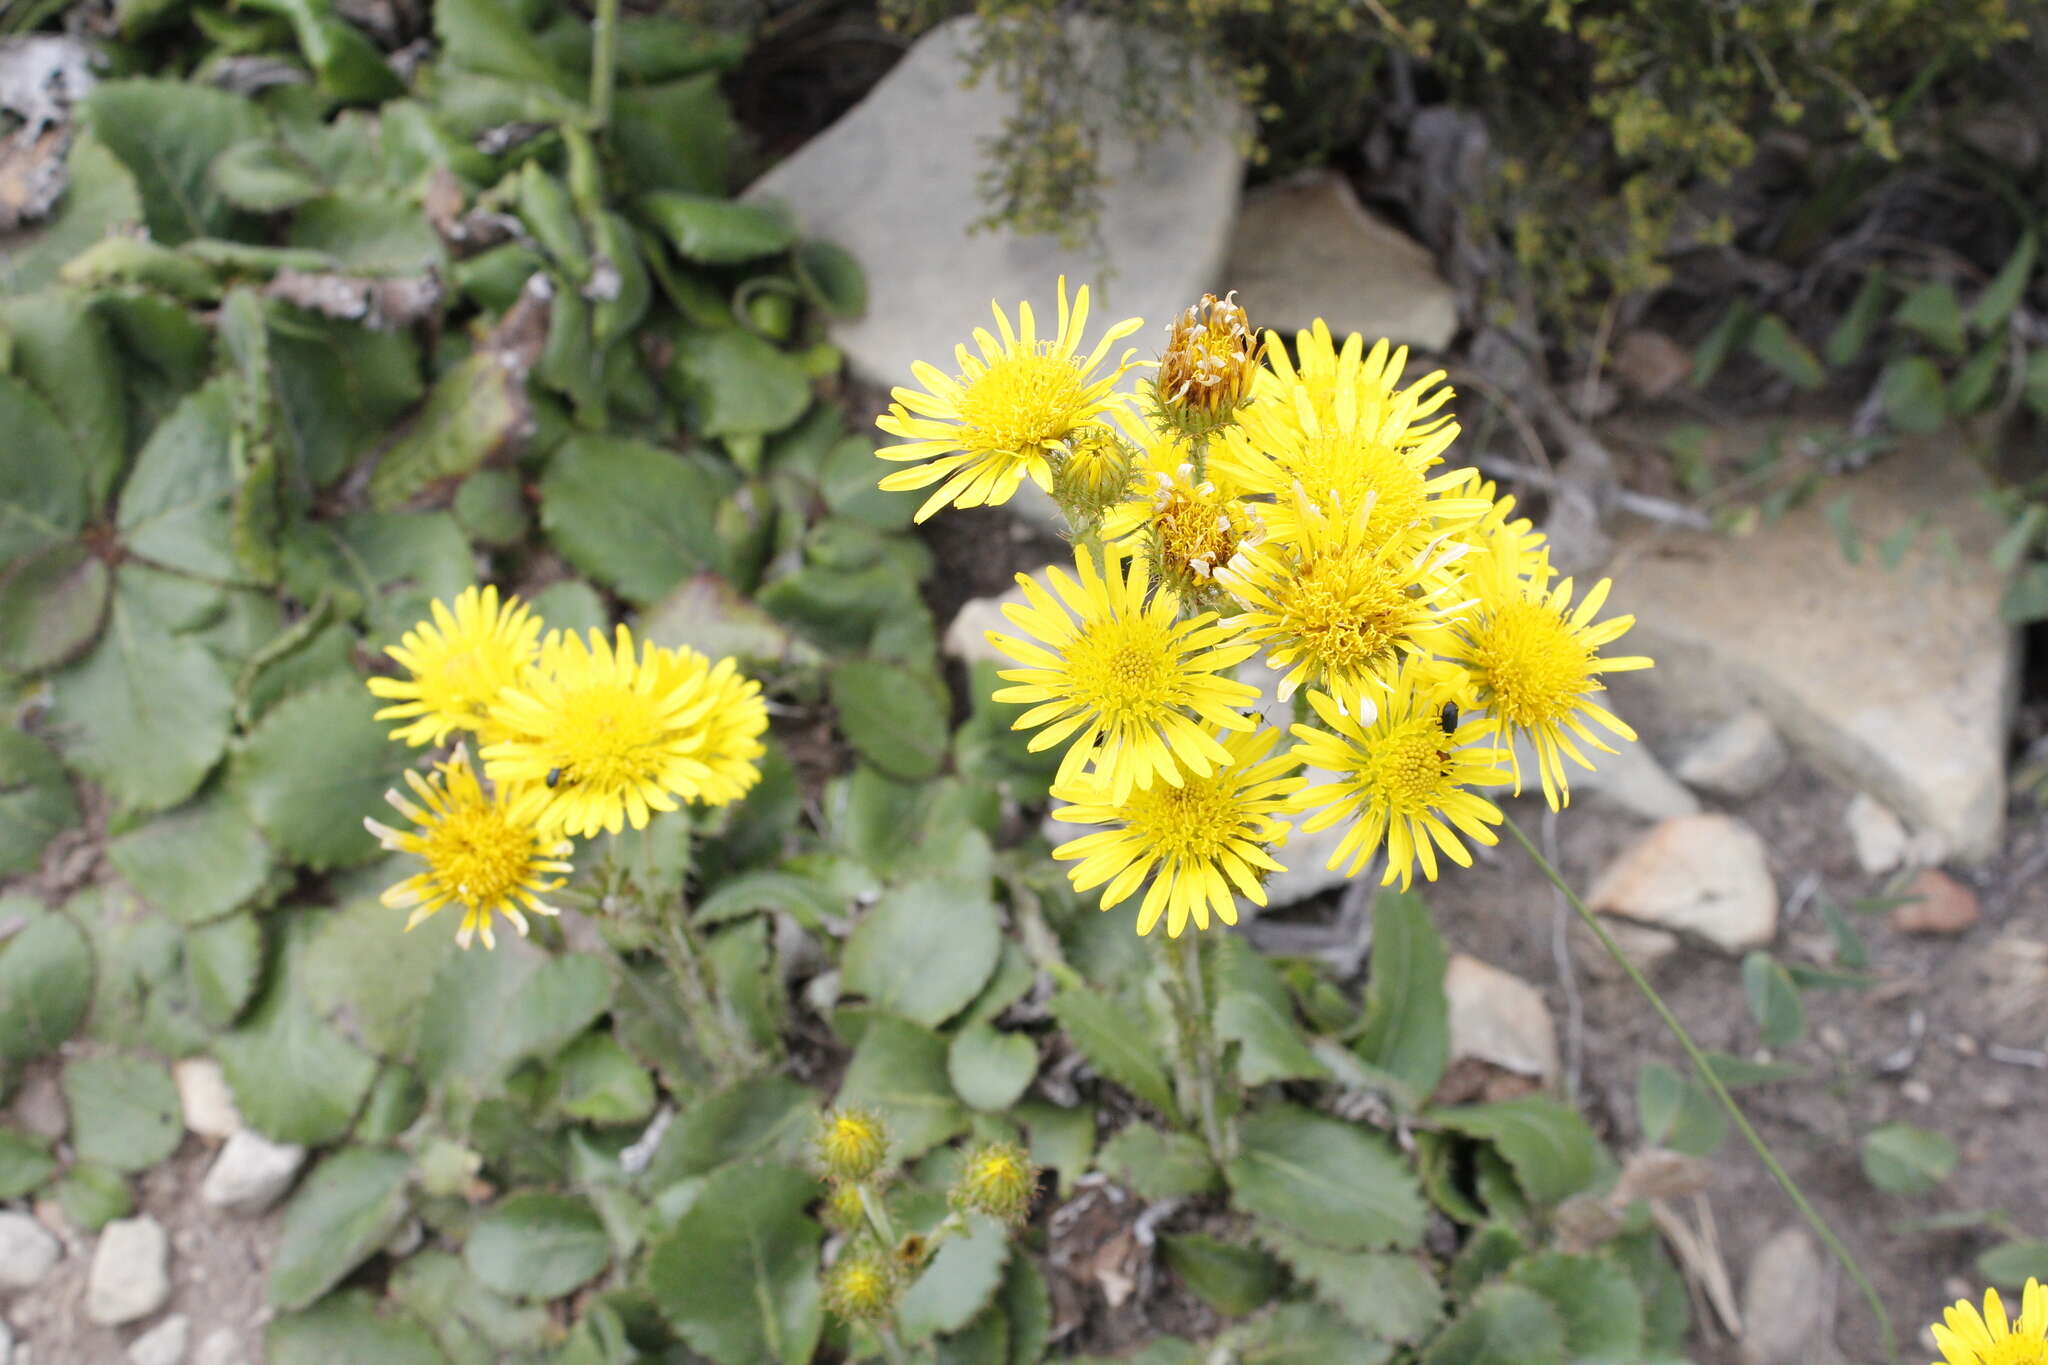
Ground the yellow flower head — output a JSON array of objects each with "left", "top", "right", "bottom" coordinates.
[
  {"left": 876, "top": 276, "right": 1143, "bottom": 522},
  {"left": 1155, "top": 290, "right": 1263, "bottom": 437},
  {"left": 366, "top": 585, "right": 541, "bottom": 747},
  {"left": 1247, "top": 323, "right": 1459, "bottom": 458},
  {"left": 987, "top": 545, "right": 1261, "bottom": 804},
  {"left": 817, "top": 1108, "right": 889, "bottom": 1183},
  {"left": 951, "top": 1141, "right": 1039, "bottom": 1224},
  {"left": 1934, "top": 1278, "right": 2048, "bottom": 1365},
  {"left": 1444, "top": 568, "right": 1653, "bottom": 809},
  {"left": 1219, "top": 487, "right": 1469, "bottom": 709},
  {"left": 655, "top": 646, "right": 769, "bottom": 807},
  {"left": 483, "top": 626, "right": 731, "bottom": 837},
  {"left": 823, "top": 1247, "right": 900, "bottom": 1322},
  {"left": 1290, "top": 662, "right": 1511, "bottom": 890},
  {"left": 1461, "top": 475, "right": 1554, "bottom": 584},
  {"left": 1051, "top": 726, "right": 1302, "bottom": 938},
  {"left": 364, "top": 746, "right": 572, "bottom": 950}
]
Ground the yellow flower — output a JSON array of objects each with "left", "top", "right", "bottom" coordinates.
[
  {"left": 987, "top": 545, "right": 1261, "bottom": 803},
  {"left": 1155, "top": 290, "right": 1263, "bottom": 437},
  {"left": 1445, "top": 568, "right": 1653, "bottom": 809},
  {"left": 1218, "top": 488, "right": 1468, "bottom": 709},
  {"left": 364, "top": 747, "right": 572, "bottom": 950},
  {"left": 822, "top": 1247, "right": 900, "bottom": 1321},
  {"left": 1050, "top": 726, "right": 1302, "bottom": 938},
  {"left": 1247, "top": 323, "right": 1459, "bottom": 458},
  {"left": 817, "top": 1109, "right": 889, "bottom": 1182},
  {"left": 951, "top": 1141, "right": 1039, "bottom": 1224},
  {"left": 483, "top": 626, "right": 729, "bottom": 837},
  {"left": 875, "top": 276, "right": 1142, "bottom": 522},
  {"left": 1461, "top": 474, "right": 1555, "bottom": 584},
  {"left": 1933, "top": 1278, "right": 2048, "bottom": 1365},
  {"left": 1289, "top": 663, "right": 1510, "bottom": 891},
  {"left": 654, "top": 646, "right": 769, "bottom": 807},
  {"left": 366, "top": 585, "right": 541, "bottom": 747}
]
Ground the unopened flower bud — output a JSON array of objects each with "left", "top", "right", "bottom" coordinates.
[
  {"left": 1155, "top": 291, "right": 1262, "bottom": 438},
  {"left": 822, "top": 1180, "right": 869, "bottom": 1232},
  {"left": 951, "top": 1141, "right": 1038, "bottom": 1224},
  {"left": 817, "top": 1109, "right": 888, "bottom": 1182},
  {"left": 823, "top": 1246, "right": 900, "bottom": 1321},
  {"left": 1051, "top": 423, "right": 1138, "bottom": 529}
]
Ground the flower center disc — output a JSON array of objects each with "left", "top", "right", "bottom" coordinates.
[
  {"left": 1475, "top": 600, "right": 1593, "bottom": 725},
  {"left": 1064, "top": 620, "right": 1183, "bottom": 724},
  {"left": 957, "top": 349, "right": 1089, "bottom": 453},
  {"left": 1121, "top": 775, "right": 1243, "bottom": 861},
  {"left": 422, "top": 804, "right": 533, "bottom": 905},
  {"left": 547, "top": 684, "right": 684, "bottom": 791}
]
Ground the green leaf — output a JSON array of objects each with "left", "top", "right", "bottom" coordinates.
[
  {"left": 1951, "top": 337, "right": 2006, "bottom": 416},
  {"left": 1508, "top": 1252, "right": 1645, "bottom": 1365},
  {"left": 218, "top": 916, "right": 379, "bottom": 1145},
  {"left": 792, "top": 239, "right": 867, "bottom": 319},
  {"left": 1894, "top": 280, "right": 1967, "bottom": 355},
  {"left": 107, "top": 789, "right": 272, "bottom": 926},
  {"left": 671, "top": 329, "right": 812, "bottom": 439},
  {"left": 186, "top": 912, "right": 265, "bottom": 1030},
  {"left": 50, "top": 576, "right": 234, "bottom": 814},
  {"left": 829, "top": 659, "right": 950, "bottom": 781},
  {"left": 901, "top": 1215, "right": 1011, "bottom": 1343},
  {"left": 229, "top": 677, "right": 410, "bottom": 870},
  {"left": 1000, "top": 1249, "right": 1051, "bottom": 1365},
  {"left": 1634, "top": 1061, "right": 1726, "bottom": 1158},
  {"left": 116, "top": 378, "right": 241, "bottom": 581},
  {"left": 947, "top": 1022, "right": 1038, "bottom": 1113},
  {"left": 1740, "top": 951, "right": 1805, "bottom": 1048},
  {"left": 1048, "top": 981, "right": 1179, "bottom": 1122},
  {"left": 1160, "top": 1234, "right": 1278, "bottom": 1317},
  {"left": 0, "top": 133, "right": 144, "bottom": 295},
  {"left": 391, "top": 1249, "right": 553, "bottom": 1362},
  {"left": 614, "top": 77, "right": 735, "bottom": 196},
  {"left": 1419, "top": 1281, "right": 1568, "bottom": 1365},
  {"left": 1211, "top": 934, "right": 1324, "bottom": 1086},
  {"left": 0, "top": 908, "right": 93, "bottom": 1064},
  {"left": 647, "top": 1164, "right": 824, "bottom": 1365},
  {"left": 466, "top": 1191, "right": 610, "bottom": 1299},
  {"left": 54, "top": 1161, "right": 133, "bottom": 1231},
  {"left": 1096, "top": 1123, "right": 1221, "bottom": 1199},
  {"left": 1257, "top": 1231, "right": 1442, "bottom": 1343},
  {"left": 435, "top": 0, "right": 575, "bottom": 90},
  {"left": 0, "top": 732, "right": 78, "bottom": 879},
  {"left": 639, "top": 193, "right": 794, "bottom": 264},
  {"left": 539, "top": 434, "right": 732, "bottom": 604},
  {"left": 835, "top": 1013, "right": 969, "bottom": 1161},
  {"left": 243, "top": 0, "right": 401, "bottom": 101},
  {"left": 1825, "top": 272, "right": 1889, "bottom": 368},
  {"left": 1978, "top": 1239, "right": 2048, "bottom": 1289},
  {"left": 1348, "top": 889, "right": 1449, "bottom": 1095},
  {"left": 369, "top": 353, "right": 529, "bottom": 512},
  {"left": 289, "top": 192, "right": 442, "bottom": 274},
  {"left": 551, "top": 1032, "right": 657, "bottom": 1125},
  {"left": 81, "top": 79, "right": 266, "bottom": 243},
  {"left": 270, "top": 317, "right": 425, "bottom": 490},
  {"left": 210, "top": 139, "right": 325, "bottom": 212},
  {"left": 1016, "top": 1100, "right": 1094, "bottom": 1197},
  {"left": 842, "top": 879, "right": 1001, "bottom": 1029},
  {"left": 1878, "top": 355, "right": 1948, "bottom": 434},
  {"left": 0, "top": 284, "right": 129, "bottom": 504},
  {"left": 0, "top": 373, "right": 89, "bottom": 566},
  {"left": 1226, "top": 1105, "right": 1426, "bottom": 1251},
  {"left": 1971, "top": 231, "right": 2038, "bottom": 334},
  {"left": 304, "top": 890, "right": 458, "bottom": 1058},
  {"left": 641, "top": 1076, "right": 816, "bottom": 1186},
  {"left": 1431, "top": 1098, "right": 1601, "bottom": 1207},
  {"left": 1221, "top": 1301, "right": 1395, "bottom": 1365},
  {"left": 695, "top": 869, "right": 839, "bottom": 930},
  {"left": 1860, "top": 1122, "right": 1957, "bottom": 1195},
  {"left": 61, "top": 1053, "right": 181, "bottom": 1172},
  {"left": 0, "top": 542, "right": 109, "bottom": 675},
  {"left": 0, "top": 1129, "right": 57, "bottom": 1199},
  {"left": 268, "top": 1289, "right": 447, "bottom": 1365},
  {"left": 452, "top": 468, "right": 531, "bottom": 548},
  {"left": 1746, "top": 314, "right": 1824, "bottom": 390},
  {"left": 270, "top": 1146, "right": 414, "bottom": 1310}
]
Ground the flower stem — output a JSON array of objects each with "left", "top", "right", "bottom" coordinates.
[
  {"left": 589, "top": 0, "right": 621, "bottom": 129},
  {"left": 1166, "top": 932, "right": 1230, "bottom": 1162},
  {"left": 1502, "top": 814, "right": 1897, "bottom": 1364},
  {"left": 875, "top": 1326, "right": 912, "bottom": 1365},
  {"left": 655, "top": 913, "right": 748, "bottom": 1085}
]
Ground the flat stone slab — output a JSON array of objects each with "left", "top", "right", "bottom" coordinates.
[{"left": 744, "top": 16, "right": 1246, "bottom": 392}]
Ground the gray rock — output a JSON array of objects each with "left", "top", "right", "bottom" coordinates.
[
  {"left": 172, "top": 1059, "right": 240, "bottom": 1141},
  {"left": 1519, "top": 728, "right": 1699, "bottom": 821},
  {"left": 129, "top": 1313, "right": 189, "bottom": 1365},
  {"left": 1675, "top": 709, "right": 1788, "bottom": 800},
  {"left": 0, "top": 1318, "right": 12, "bottom": 1365},
  {"left": 199, "top": 1130, "right": 305, "bottom": 1217},
  {"left": 1587, "top": 813, "right": 1778, "bottom": 953},
  {"left": 941, "top": 573, "right": 1057, "bottom": 667},
  {"left": 192, "top": 1329, "right": 243, "bottom": 1365},
  {"left": 1605, "top": 421, "right": 2015, "bottom": 861},
  {"left": 1845, "top": 792, "right": 1909, "bottom": 875},
  {"left": 0, "top": 1211, "right": 59, "bottom": 1290},
  {"left": 744, "top": 15, "right": 1247, "bottom": 392},
  {"left": 1444, "top": 954, "right": 1558, "bottom": 1079},
  {"left": 1739, "top": 1226, "right": 1830, "bottom": 1365},
  {"left": 86, "top": 1216, "right": 170, "bottom": 1326},
  {"left": 1223, "top": 170, "right": 1458, "bottom": 352},
  {"left": 7, "top": 1070, "right": 65, "bottom": 1142}
]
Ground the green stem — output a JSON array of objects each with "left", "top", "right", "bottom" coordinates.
[
  {"left": 1502, "top": 815, "right": 1897, "bottom": 1364},
  {"left": 589, "top": 0, "right": 622, "bottom": 129},
  {"left": 1166, "top": 933, "right": 1229, "bottom": 1162},
  {"left": 655, "top": 914, "right": 747, "bottom": 1084},
  {"left": 875, "top": 1326, "right": 912, "bottom": 1365},
  {"left": 858, "top": 1184, "right": 897, "bottom": 1248}
]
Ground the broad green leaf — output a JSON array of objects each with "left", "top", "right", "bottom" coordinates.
[
  {"left": 499, "top": 954, "right": 615, "bottom": 1069},
  {"left": 411, "top": 940, "right": 544, "bottom": 1088},
  {"left": 269, "top": 318, "right": 424, "bottom": 490},
  {"left": 1508, "top": 1252, "right": 1645, "bottom": 1365},
  {"left": 81, "top": 79, "right": 266, "bottom": 243},
  {"left": 1047, "top": 981, "right": 1179, "bottom": 1122},
  {"left": 0, "top": 372, "right": 88, "bottom": 564},
  {"left": 639, "top": 193, "right": 794, "bottom": 264},
  {"left": 842, "top": 879, "right": 1001, "bottom": 1029},
  {"left": 50, "top": 576, "right": 234, "bottom": 814},
  {"left": 551, "top": 1032, "right": 657, "bottom": 1125},
  {"left": 1353, "top": 890, "right": 1450, "bottom": 1097},
  {"left": 1212, "top": 932, "right": 1325, "bottom": 1086},
  {"left": 540, "top": 434, "right": 732, "bottom": 604},
  {"left": 305, "top": 889, "right": 459, "bottom": 1058},
  {"left": 1226, "top": 1105, "right": 1426, "bottom": 1251},
  {"left": 1419, "top": 1281, "right": 1568, "bottom": 1365},
  {"left": 228, "top": 677, "right": 410, "bottom": 870},
  {"left": 210, "top": 139, "right": 325, "bottom": 212},
  {"left": 1258, "top": 1231, "right": 1443, "bottom": 1343},
  {"left": 647, "top": 1164, "right": 823, "bottom": 1365},
  {"left": 1951, "top": 337, "right": 2005, "bottom": 415},
  {"left": 186, "top": 911, "right": 265, "bottom": 1030},
  {"left": 640, "top": 573, "right": 822, "bottom": 671},
  {"left": 1740, "top": 951, "right": 1805, "bottom": 1048},
  {"left": 1860, "top": 1122, "right": 1956, "bottom": 1195},
  {"left": 1221, "top": 1301, "right": 1395, "bottom": 1365},
  {"left": 243, "top": 0, "right": 402, "bottom": 101},
  {"left": 0, "top": 1129, "right": 57, "bottom": 1199},
  {"left": 1634, "top": 1061, "right": 1726, "bottom": 1158},
  {"left": 947, "top": 1022, "right": 1038, "bottom": 1112},
  {"left": 466, "top": 1191, "right": 610, "bottom": 1299},
  {"left": 1160, "top": 1234, "right": 1278, "bottom": 1317},
  {"left": 0, "top": 289, "right": 129, "bottom": 503},
  {"left": 671, "top": 329, "right": 812, "bottom": 439},
  {"left": 218, "top": 915, "right": 380, "bottom": 1145},
  {"left": 1970, "top": 231, "right": 2037, "bottom": 334},
  {"left": 1000, "top": 1252, "right": 1051, "bottom": 1365},
  {"left": 1746, "top": 314, "right": 1823, "bottom": 390},
  {"left": 116, "top": 379, "right": 240, "bottom": 581},
  {"left": 0, "top": 909, "right": 93, "bottom": 1064},
  {"left": 54, "top": 1161, "right": 133, "bottom": 1231},
  {"left": 900, "top": 1215, "right": 1011, "bottom": 1343},
  {"left": 107, "top": 789, "right": 272, "bottom": 926},
  {"left": 1894, "top": 280, "right": 1967, "bottom": 355},
  {"left": 1825, "top": 272, "right": 1888, "bottom": 368},
  {"left": 1432, "top": 1097, "right": 1603, "bottom": 1207},
  {"left": 452, "top": 468, "right": 531, "bottom": 547},
  {"left": 793, "top": 240, "right": 867, "bottom": 319},
  {"left": 0, "top": 731, "right": 79, "bottom": 878},
  {"left": 435, "top": 0, "right": 576, "bottom": 92},
  {"left": 369, "top": 353, "right": 527, "bottom": 512},
  {"left": 834, "top": 1013, "right": 968, "bottom": 1161},
  {"left": 336, "top": 511, "right": 473, "bottom": 647},
  {"left": 1878, "top": 355, "right": 1947, "bottom": 434},
  {"left": 1096, "top": 1123, "right": 1221, "bottom": 1199},
  {"left": 61, "top": 1053, "right": 181, "bottom": 1172},
  {"left": 1016, "top": 1100, "right": 1094, "bottom": 1197},
  {"left": 830, "top": 659, "right": 950, "bottom": 780},
  {"left": 641, "top": 1076, "right": 816, "bottom": 1186},
  {"left": 0, "top": 134, "right": 143, "bottom": 294},
  {"left": 270, "top": 1147, "right": 414, "bottom": 1309},
  {"left": 614, "top": 77, "right": 735, "bottom": 195},
  {"left": 391, "top": 1249, "right": 553, "bottom": 1363},
  {"left": 268, "top": 1290, "right": 446, "bottom": 1365},
  {"left": 694, "top": 869, "right": 840, "bottom": 930},
  {"left": 0, "top": 541, "right": 109, "bottom": 675},
  {"left": 1979, "top": 1239, "right": 2048, "bottom": 1288}
]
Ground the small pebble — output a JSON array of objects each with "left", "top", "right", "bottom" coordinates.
[
  {"left": 86, "top": 1217, "right": 171, "bottom": 1326},
  {"left": 1817, "top": 1025, "right": 1848, "bottom": 1055},
  {"left": 129, "top": 1313, "right": 189, "bottom": 1365},
  {"left": 192, "top": 1329, "right": 243, "bottom": 1365},
  {"left": 0, "top": 1212, "right": 60, "bottom": 1290},
  {"left": 1891, "top": 869, "right": 1980, "bottom": 935},
  {"left": 1900, "top": 1079, "right": 1933, "bottom": 1105},
  {"left": 172, "top": 1060, "right": 241, "bottom": 1141},
  {"left": 1952, "top": 1033, "right": 1980, "bottom": 1056}
]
